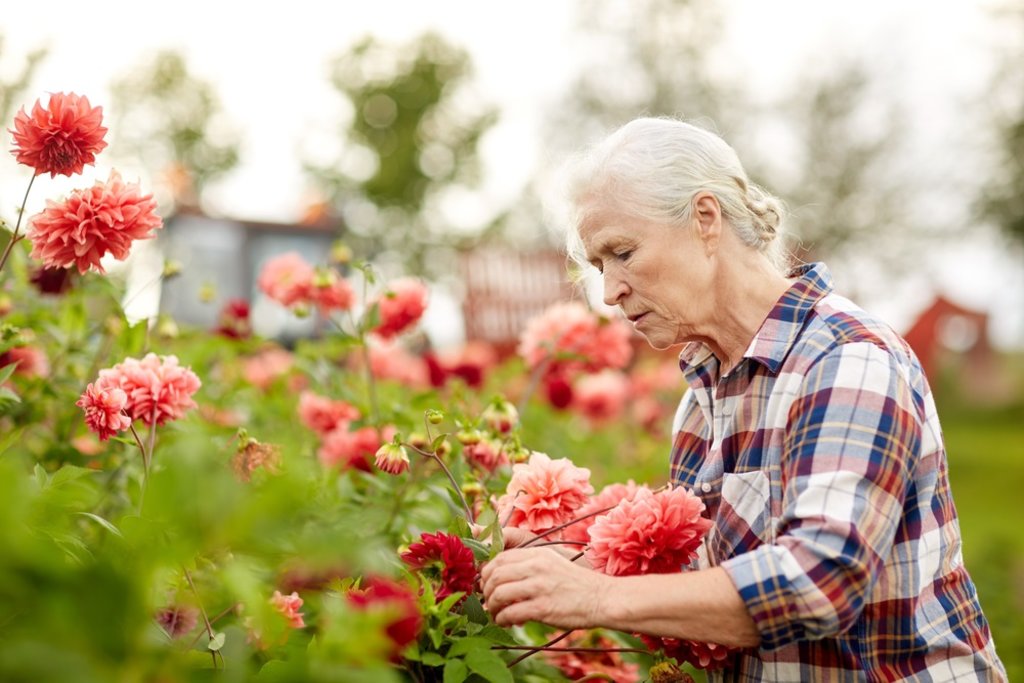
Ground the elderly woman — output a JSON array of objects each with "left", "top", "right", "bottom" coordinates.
[{"left": 480, "top": 118, "right": 1006, "bottom": 681}]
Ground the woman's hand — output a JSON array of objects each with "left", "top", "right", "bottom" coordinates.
[{"left": 480, "top": 546, "right": 611, "bottom": 629}]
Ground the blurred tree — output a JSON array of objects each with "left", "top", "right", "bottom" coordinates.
[
  {"left": 0, "top": 35, "right": 47, "bottom": 220},
  {"left": 978, "top": 3, "right": 1024, "bottom": 252},
  {"left": 0, "top": 35, "right": 47, "bottom": 130},
  {"left": 109, "top": 50, "right": 240, "bottom": 211},
  {"left": 306, "top": 32, "right": 498, "bottom": 277},
  {"left": 759, "top": 63, "right": 913, "bottom": 264}
]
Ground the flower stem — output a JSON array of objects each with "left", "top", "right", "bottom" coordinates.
[
  {"left": 519, "top": 504, "right": 617, "bottom": 548},
  {"left": 182, "top": 566, "right": 220, "bottom": 669},
  {"left": 506, "top": 629, "right": 574, "bottom": 667},
  {"left": 0, "top": 174, "right": 38, "bottom": 275},
  {"left": 127, "top": 422, "right": 149, "bottom": 513},
  {"left": 404, "top": 439, "right": 474, "bottom": 522}
]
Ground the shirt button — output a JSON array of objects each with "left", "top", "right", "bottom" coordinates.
[{"left": 700, "top": 482, "right": 712, "bottom": 493}]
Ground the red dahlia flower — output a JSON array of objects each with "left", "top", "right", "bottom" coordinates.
[
  {"left": 27, "top": 170, "right": 162, "bottom": 274},
  {"left": 10, "top": 92, "right": 108, "bottom": 177},
  {"left": 400, "top": 531, "right": 476, "bottom": 601},
  {"left": 639, "top": 634, "right": 737, "bottom": 671},
  {"left": 347, "top": 577, "right": 422, "bottom": 659},
  {"left": 373, "top": 278, "right": 428, "bottom": 339}
]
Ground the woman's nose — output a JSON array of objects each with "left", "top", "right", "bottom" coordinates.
[{"left": 603, "top": 271, "right": 628, "bottom": 306}]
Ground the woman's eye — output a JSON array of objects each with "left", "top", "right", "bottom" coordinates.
[{"left": 615, "top": 250, "right": 632, "bottom": 262}]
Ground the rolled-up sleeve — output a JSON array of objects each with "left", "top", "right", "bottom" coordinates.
[{"left": 721, "top": 342, "right": 920, "bottom": 649}]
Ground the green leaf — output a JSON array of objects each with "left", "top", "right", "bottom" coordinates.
[
  {"left": 430, "top": 434, "right": 448, "bottom": 453},
  {"left": 464, "top": 649, "right": 513, "bottom": 683},
  {"left": 443, "top": 658, "right": 468, "bottom": 683},
  {"left": 478, "top": 625, "right": 519, "bottom": 646},
  {"left": 420, "top": 651, "right": 445, "bottom": 667},
  {"left": 461, "top": 595, "right": 488, "bottom": 625},
  {"left": 446, "top": 636, "right": 491, "bottom": 658},
  {"left": 0, "top": 386, "right": 20, "bottom": 404},
  {"left": 208, "top": 632, "right": 226, "bottom": 651},
  {"left": 49, "top": 465, "right": 94, "bottom": 488},
  {"left": 0, "top": 362, "right": 18, "bottom": 385},
  {"left": 34, "top": 463, "right": 47, "bottom": 489},
  {"left": 462, "top": 537, "right": 492, "bottom": 563},
  {"left": 76, "top": 512, "right": 124, "bottom": 538}
]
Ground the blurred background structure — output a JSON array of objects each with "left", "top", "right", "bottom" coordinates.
[{"left": 2, "top": 1, "right": 1023, "bottom": 677}]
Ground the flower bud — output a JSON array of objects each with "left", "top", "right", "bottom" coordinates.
[
  {"left": 481, "top": 398, "right": 518, "bottom": 434},
  {"left": 199, "top": 282, "right": 217, "bottom": 303},
  {"left": 162, "top": 259, "right": 183, "bottom": 279},
  {"left": 426, "top": 409, "right": 444, "bottom": 425},
  {"left": 374, "top": 443, "right": 410, "bottom": 475},
  {"left": 330, "top": 241, "right": 353, "bottom": 265},
  {"left": 456, "top": 429, "right": 483, "bottom": 445}
]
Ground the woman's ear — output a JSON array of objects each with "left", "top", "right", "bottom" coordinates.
[{"left": 692, "top": 192, "right": 722, "bottom": 253}]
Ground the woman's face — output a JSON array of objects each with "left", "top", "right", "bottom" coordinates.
[{"left": 578, "top": 201, "right": 712, "bottom": 350}]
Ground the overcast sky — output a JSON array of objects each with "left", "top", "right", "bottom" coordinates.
[{"left": 2, "top": 1, "right": 1021, "bottom": 348}]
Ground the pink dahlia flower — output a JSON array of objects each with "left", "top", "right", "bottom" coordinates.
[
  {"left": 270, "top": 590, "right": 305, "bottom": 629},
  {"left": 367, "top": 340, "right": 429, "bottom": 387},
  {"left": 563, "top": 480, "right": 646, "bottom": 546},
  {"left": 373, "top": 278, "right": 428, "bottom": 339},
  {"left": 496, "top": 452, "right": 593, "bottom": 536},
  {"left": 0, "top": 346, "right": 50, "bottom": 379},
  {"left": 298, "top": 391, "right": 360, "bottom": 436},
  {"left": 257, "top": 252, "right": 314, "bottom": 307},
  {"left": 27, "top": 170, "right": 162, "bottom": 274},
  {"left": 241, "top": 347, "right": 294, "bottom": 390},
  {"left": 463, "top": 438, "right": 510, "bottom": 473},
  {"left": 10, "top": 92, "right": 108, "bottom": 177},
  {"left": 400, "top": 531, "right": 477, "bottom": 601},
  {"left": 586, "top": 486, "right": 712, "bottom": 576},
  {"left": 155, "top": 605, "right": 199, "bottom": 639},
  {"left": 318, "top": 424, "right": 396, "bottom": 472},
  {"left": 572, "top": 370, "right": 630, "bottom": 424},
  {"left": 95, "top": 353, "right": 201, "bottom": 427},
  {"left": 76, "top": 382, "right": 132, "bottom": 441}
]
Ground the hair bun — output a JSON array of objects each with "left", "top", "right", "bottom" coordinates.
[{"left": 745, "top": 186, "right": 782, "bottom": 238}]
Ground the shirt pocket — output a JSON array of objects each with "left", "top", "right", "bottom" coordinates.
[{"left": 713, "top": 470, "right": 774, "bottom": 561}]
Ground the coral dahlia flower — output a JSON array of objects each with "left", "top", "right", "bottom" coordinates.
[
  {"left": 298, "top": 391, "right": 360, "bottom": 436},
  {"left": 318, "top": 425, "right": 395, "bottom": 472},
  {"left": 76, "top": 382, "right": 132, "bottom": 441},
  {"left": 257, "top": 252, "right": 315, "bottom": 307},
  {"left": 270, "top": 590, "right": 305, "bottom": 629},
  {"left": 94, "top": 353, "right": 201, "bottom": 427},
  {"left": 27, "top": 170, "right": 162, "bottom": 274},
  {"left": 572, "top": 370, "right": 631, "bottom": 424},
  {"left": 155, "top": 605, "right": 199, "bottom": 639},
  {"left": 586, "top": 486, "right": 712, "bottom": 576},
  {"left": 373, "top": 278, "right": 428, "bottom": 339},
  {"left": 562, "top": 480, "right": 646, "bottom": 546},
  {"left": 10, "top": 92, "right": 108, "bottom": 177},
  {"left": 496, "top": 452, "right": 593, "bottom": 536},
  {"left": 517, "top": 302, "right": 633, "bottom": 376},
  {"left": 400, "top": 531, "right": 477, "bottom": 601}
]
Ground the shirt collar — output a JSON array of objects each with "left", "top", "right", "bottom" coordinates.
[{"left": 678, "top": 262, "right": 833, "bottom": 384}]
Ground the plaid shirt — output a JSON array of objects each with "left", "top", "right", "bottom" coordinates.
[{"left": 670, "top": 263, "right": 1006, "bottom": 682}]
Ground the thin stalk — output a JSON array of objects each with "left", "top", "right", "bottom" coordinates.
[
  {"left": 519, "top": 505, "right": 618, "bottom": 548},
  {"left": 127, "top": 422, "right": 149, "bottom": 513},
  {"left": 404, "top": 440, "right": 474, "bottom": 522},
  {"left": 183, "top": 566, "right": 220, "bottom": 669},
  {"left": 0, "top": 174, "right": 37, "bottom": 275},
  {"left": 495, "top": 645, "right": 652, "bottom": 656},
  {"left": 507, "top": 629, "right": 574, "bottom": 667}
]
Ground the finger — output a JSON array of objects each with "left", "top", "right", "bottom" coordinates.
[
  {"left": 485, "top": 578, "right": 539, "bottom": 616},
  {"left": 493, "top": 597, "right": 548, "bottom": 628}
]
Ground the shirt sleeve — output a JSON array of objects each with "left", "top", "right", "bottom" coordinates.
[{"left": 720, "top": 341, "right": 921, "bottom": 650}]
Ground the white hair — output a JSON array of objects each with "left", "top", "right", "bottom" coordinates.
[{"left": 561, "top": 117, "right": 789, "bottom": 272}]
